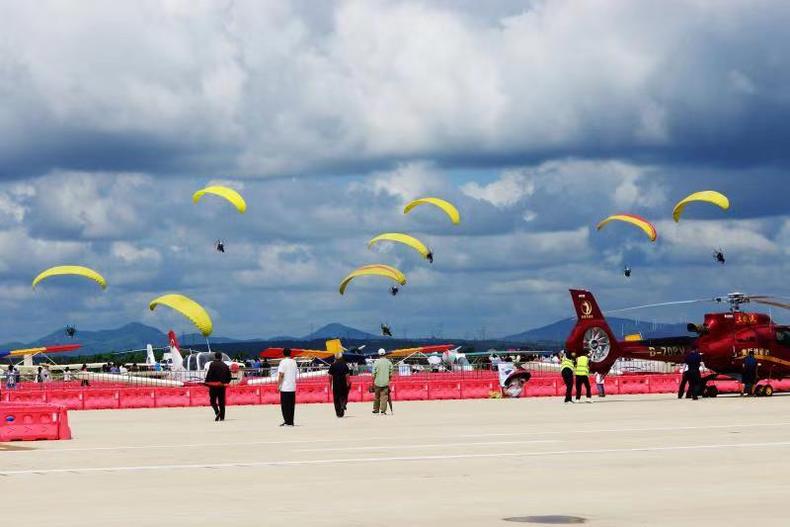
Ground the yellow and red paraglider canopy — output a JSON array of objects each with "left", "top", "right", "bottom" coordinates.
[{"left": 596, "top": 214, "right": 657, "bottom": 242}]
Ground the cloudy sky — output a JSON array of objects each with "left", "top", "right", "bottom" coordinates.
[{"left": 1, "top": 0, "right": 788, "bottom": 342}]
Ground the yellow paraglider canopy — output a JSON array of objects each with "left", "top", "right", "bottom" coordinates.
[
  {"left": 672, "top": 190, "right": 730, "bottom": 222},
  {"left": 596, "top": 214, "right": 657, "bottom": 242},
  {"left": 338, "top": 264, "right": 407, "bottom": 295},
  {"left": 192, "top": 185, "right": 247, "bottom": 214},
  {"left": 149, "top": 294, "right": 214, "bottom": 337},
  {"left": 368, "top": 233, "right": 431, "bottom": 260},
  {"left": 403, "top": 197, "right": 460, "bottom": 225},
  {"left": 32, "top": 265, "right": 107, "bottom": 290}
]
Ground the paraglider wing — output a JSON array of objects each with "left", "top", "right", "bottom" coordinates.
[
  {"left": 403, "top": 197, "right": 460, "bottom": 225},
  {"left": 148, "top": 294, "right": 214, "bottom": 337},
  {"left": 596, "top": 214, "right": 657, "bottom": 242},
  {"left": 368, "top": 233, "right": 431, "bottom": 260},
  {"left": 338, "top": 264, "right": 407, "bottom": 295},
  {"left": 32, "top": 265, "right": 107, "bottom": 290},
  {"left": 672, "top": 190, "right": 730, "bottom": 222},
  {"left": 192, "top": 185, "right": 247, "bottom": 214}
]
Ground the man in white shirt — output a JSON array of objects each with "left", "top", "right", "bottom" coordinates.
[{"left": 277, "top": 349, "right": 298, "bottom": 426}]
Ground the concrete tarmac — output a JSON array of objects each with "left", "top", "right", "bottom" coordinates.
[{"left": 3, "top": 394, "right": 790, "bottom": 526}]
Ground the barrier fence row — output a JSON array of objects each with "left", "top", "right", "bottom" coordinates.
[{"left": 3, "top": 373, "right": 783, "bottom": 411}]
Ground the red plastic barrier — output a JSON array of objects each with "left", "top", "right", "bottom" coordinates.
[
  {"left": 296, "top": 384, "right": 329, "bottom": 404},
  {"left": 391, "top": 382, "right": 428, "bottom": 401},
  {"left": 45, "top": 390, "right": 84, "bottom": 410},
  {"left": 83, "top": 389, "right": 120, "bottom": 410},
  {"left": 119, "top": 388, "right": 156, "bottom": 409},
  {"left": 57, "top": 405, "right": 72, "bottom": 440},
  {"left": 617, "top": 377, "right": 650, "bottom": 395},
  {"left": 7, "top": 391, "right": 47, "bottom": 404},
  {"left": 0, "top": 403, "right": 71, "bottom": 441},
  {"left": 427, "top": 381, "right": 462, "bottom": 400},
  {"left": 154, "top": 388, "right": 192, "bottom": 408},
  {"left": 226, "top": 386, "right": 261, "bottom": 406},
  {"left": 523, "top": 377, "right": 558, "bottom": 397},
  {"left": 358, "top": 383, "right": 376, "bottom": 402},
  {"left": 460, "top": 379, "right": 499, "bottom": 399},
  {"left": 346, "top": 384, "right": 364, "bottom": 403},
  {"left": 188, "top": 387, "right": 210, "bottom": 407},
  {"left": 259, "top": 385, "right": 280, "bottom": 404},
  {"left": 647, "top": 374, "right": 680, "bottom": 394}
]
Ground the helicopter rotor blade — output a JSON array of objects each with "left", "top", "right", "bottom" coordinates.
[
  {"left": 753, "top": 299, "right": 790, "bottom": 310},
  {"left": 608, "top": 298, "right": 715, "bottom": 314},
  {"left": 748, "top": 295, "right": 790, "bottom": 301}
]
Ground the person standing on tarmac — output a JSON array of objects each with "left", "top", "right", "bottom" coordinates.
[
  {"left": 678, "top": 363, "right": 691, "bottom": 399},
  {"left": 372, "top": 349, "right": 393, "bottom": 415},
  {"left": 560, "top": 351, "right": 575, "bottom": 403},
  {"left": 205, "top": 352, "right": 232, "bottom": 422},
  {"left": 684, "top": 349, "right": 702, "bottom": 400},
  {"left": 742, "top": 350, "right": 758, "bottom": 396},
  {"left": 575, "top": 350, "right": 592, "bottom": 403},
  {"left": 278, "top": 349, "right": 298, "bottom": 426},
  {"left": 328, "top": 354, "right": 351, "bottom": 417}
]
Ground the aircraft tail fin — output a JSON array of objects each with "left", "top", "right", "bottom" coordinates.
[
  {"left": 145, "top": 344, "right": 156, "bottom": 366},
  {"left": 565, "top": 290, "right": 621, "bottom": 373},
  {"left": 167, "top": 330, "right": 184, "bottom": 371}
]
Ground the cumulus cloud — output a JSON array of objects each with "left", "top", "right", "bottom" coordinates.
[
  {"left": 2, "top": 1, "right": 790, "bottom": 179},
  {"left": 462, "top": 170, "right": 536, "bottom": 208},
  {"left": 0, "top": 1, "right": 789, "bottom": 341}
]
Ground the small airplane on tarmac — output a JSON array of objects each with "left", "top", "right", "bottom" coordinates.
[
  {"left": 260, "top": 340, "right": 458, "bottom": 364},
  {"left": 1, "top": 344, "right": 83, "bottom": 372},
  {"left": 75, "top": 331, "right": 242, "bottom": 387},
  {"left": 565, "top": 289, "right": 790, "bottom": 397}
]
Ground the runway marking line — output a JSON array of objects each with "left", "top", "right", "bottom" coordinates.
[
  {"left": 295, "top": 439, "right": 559, "bottom": 452},
  {"left": 5, "top": 421, "right": 790, "bottom": 455},
  {"left": 3, "top": 441, "right": 790, "bottom": 476}
]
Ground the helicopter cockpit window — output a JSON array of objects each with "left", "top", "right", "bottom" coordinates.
[
  {"left": 777, "top": 328, "right": 790, "bottom": 346},
  {"left": 184, "top": 355, "right": 196, "bottom": 371}
]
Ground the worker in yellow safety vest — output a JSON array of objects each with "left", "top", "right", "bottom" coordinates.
[
  {"left": 574, "top": 350, "right": 592, "bottom": 403},
  {"left": 560, "top": 351, "right": 575, "bottom": 403}
]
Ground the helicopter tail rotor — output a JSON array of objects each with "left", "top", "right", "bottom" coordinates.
[{"left": 566, "top": 290, "right": 621, "bottom": 374}]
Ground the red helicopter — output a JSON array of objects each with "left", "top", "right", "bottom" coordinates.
[{"left": 565, "top": 289, "right": 790, "bottom": 397}]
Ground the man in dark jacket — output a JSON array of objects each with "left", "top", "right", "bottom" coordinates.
[
  {"left": 328, "top": 355, "right": 351, "bottom": 417},
  {"left": 742, "top": 350, "right": 758, "bottom": 396},
  {"left": 684, "top": 349, "right": 702, "bottom": 401},
  {"left": 205, "top": 352, "right": 232, "bottom": 421}
]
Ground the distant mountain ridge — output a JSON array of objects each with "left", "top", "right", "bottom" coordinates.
[
  {"left": 504, "top": 317, "right": 693, "bottom": 343},
  {"left": 304, "top": 323, "right": 376, "bottom": 340},
  {"left": 1, "top": 318, "right": 692, "bottom": 357}
]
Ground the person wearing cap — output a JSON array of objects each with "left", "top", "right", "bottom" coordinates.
[
  {"left": 204, "top": 352, "right": 232, "bottom": 421},
  {"left": 372, "top": 349, "right": 393, "bottom": 415}
]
